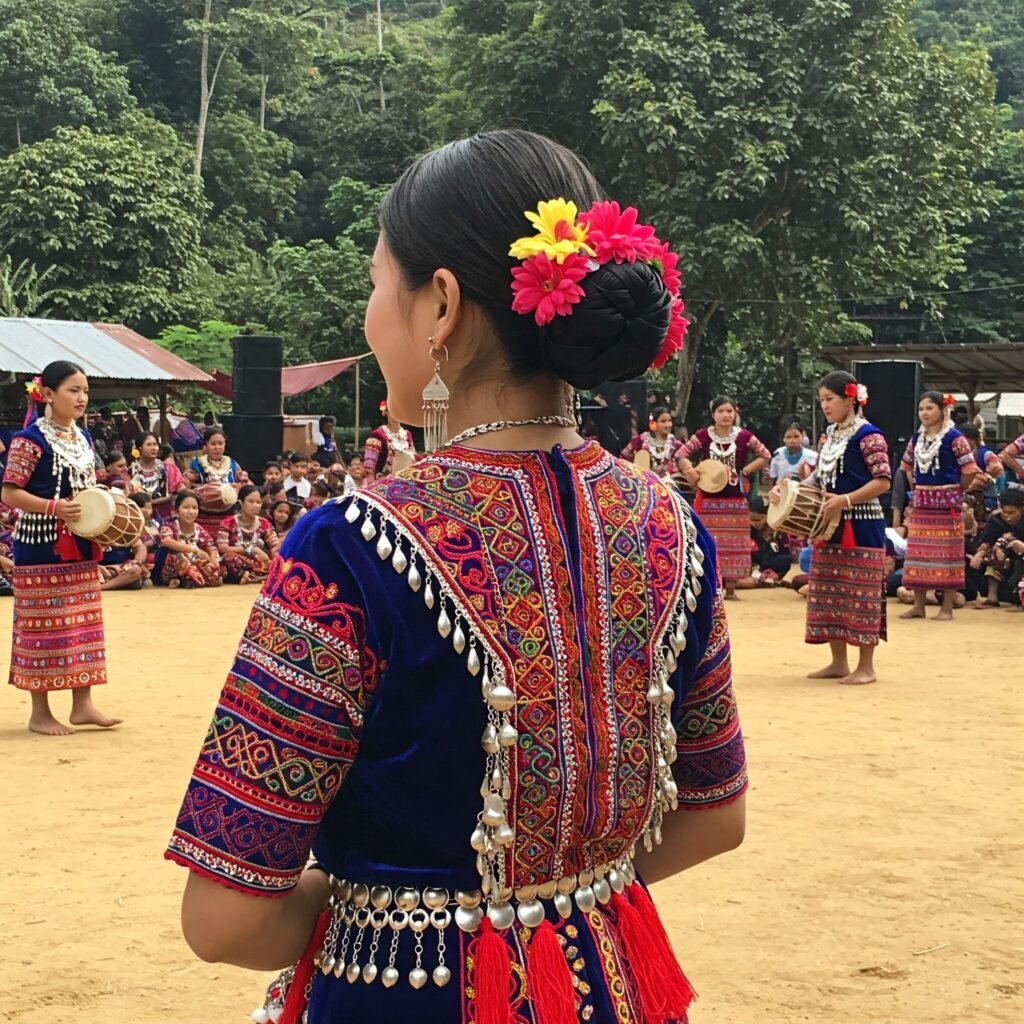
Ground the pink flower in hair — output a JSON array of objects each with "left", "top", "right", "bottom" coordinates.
[
  {"left": 578, "top": 201, "right": 657, "bottom": 264},
  {"left": 651, "top": 298, "right": 689, "bottom": 369},
  {"left": 510, "top": 251, "right": 590, "bottom": 326},
  {"left": 647, "top": 239, "right": 682, "bottom": 297}
]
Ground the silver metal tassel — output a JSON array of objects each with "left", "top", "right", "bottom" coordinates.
[{"left": 421, "top": 359, "right": 449, "bottom": 452}]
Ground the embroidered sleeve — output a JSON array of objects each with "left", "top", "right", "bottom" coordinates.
[
  {"left": 166, "top": 513, "right": 381, "bottom": 896},
  {"left": 2, "top": 436, "right": 44, "bottom": 488},
  {"left": 217, "top": 515, "right": 236, "bottom": 549},
  {"left": 747, "top": 433, "right": 772, "bottom": 461},
  {"left": 899, "top": 437, "right": 914, "bottom": 473},
  {"left": 197, "top": 525, "right": 216, "bottom": 551},
  {"left": 679, "top": 434, "right": 703, "bottom": 460},
  {"left": 952, "top": 433, "right": 978, "bottom": 472},
  {"left": 186, "top": 457, "right": 202, "bottom": 485},
  {"left": 1006, "top": 434, "right": 1024, "bottom": 456},
  {"left": 671, "top": 585, "right": 747, "bottom": 809},
  {"left": 984, "top": 449, "right": 1002, "bottom": 473},
  {"left": 860, "top": 432, "right": 892, "bottom": 479},
  {"left": 363, "top": 435, "right": 383, "bottom": 473}
]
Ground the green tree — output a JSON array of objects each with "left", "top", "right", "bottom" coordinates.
[
  {"left": 0, "top": 119, "right": 210, "bottom": 330},
  {"left": 0, "top": 257, "right": 58, "bottom": 317},
  {"left": 0, "top": 0, "right": 134, "bottom": 153}
]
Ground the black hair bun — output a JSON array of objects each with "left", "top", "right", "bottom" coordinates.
[{"left": 540, "top": 260, "right": 672, "bottom": 390}]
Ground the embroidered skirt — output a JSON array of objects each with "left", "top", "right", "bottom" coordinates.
[
  {"left": 9, "top": 562, "right": 107, "bottom": 691},
  {"left": 904, "top": 501, "right": 964, "bottom": 591},
  {"left": 806, "top": 543, "right": 886, "bottom": 647},
  {"left": 160, "top": 552, "right": 224, "bottom": 588},
  {"left": 695, "top": 494, "right": 749, "bottom": 584},
  {"left": 222, "top": 552, "right": 270, "bottom": 584}
]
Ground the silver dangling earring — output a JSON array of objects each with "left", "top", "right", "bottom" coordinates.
[{"left": 421, "top": 338, "right": 449, "bottom": 452}]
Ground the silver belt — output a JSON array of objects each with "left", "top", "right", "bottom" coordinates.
[
  {"left": 316, "top": 856, "right": 637, "bottom": 990},
  {"left": 12, "top": 511, "right": 58, "bottom": 545},
  {"left": 844, "top": 498, "right": 884, "bottom": 521}
]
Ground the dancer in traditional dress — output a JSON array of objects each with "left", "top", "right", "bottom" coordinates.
[
  {"left": 185, "top": 427, "right": 249, "bottom": 533},
  {"left": 772, "top": 370, "right": 892, "bottom": 685},
  {"left": 217, "top": 485, "right": 279, "bottom": 585},
  {"left": 621, "top": 406, "right": 685, "bottom": 479},
  {"left": 1, "top": 361, "right": 121, "bottom": 735},
  {"left": 679, "top": 396, "right": 771, "bottom": 598},
  {"left": 363, "top": 401, "right": 416, "bottom": 481},
  {"left": 1000, "top": 432, "right": 1024, "bottom": 483},
  {"left": 129, "top": 431, "right": 184, "bottom": 524},
  {"left": 899, "top": 391, "right": 979, "bottom": 621},
  {"left": 169, "top": 130, "right": 746, "bottom": 1024},
  {"left": 155, "top": 490, "right": 224, "bottom": 589}
]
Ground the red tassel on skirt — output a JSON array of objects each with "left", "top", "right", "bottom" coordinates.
[
  {"left": 474, "top": 918, "right": 514, "bottom": 1024},
  {"left": 526, "top": 919, "right": 577, "bottom": 1024},
  {"left": 610, "top": 890, "right": 672, "bottom": 1023},
  {"left": 54, "top": 521, "right": 84, "bottom": 562},
  {"left": 279, "top": 909, "right": 332, "bottom": 1024},
  {"left": 626, "top": 884, "right": 697, "bottom": 1017},
  {"left": 840, "top": 517, "right": 855, "bottom": 551}
]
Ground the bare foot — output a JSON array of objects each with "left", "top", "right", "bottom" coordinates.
[
  {"left": 899, "top": 608, "right": 926, "bottom": 619},
  {"left": 973, "top": 600, "right": 999, "bottom": 610},
  {"left": 839, "top": 669, "right": 877, "bottom": 685},
  {"left": 168, "top": 578, "right": 181, "bottom": 589},
  {"left": 28, "top": 714, "right": 75, "bottom": 736},
  {"left": 69, "top": 704, "right": 123, "bottom": 729},
  {"left": 808, "top": 664, "right": 849, "bottom": 679},
  {"left": 931, "top": 610, "right": 953, "bottom": 621},
  {"left": 724, "top": 591, "right": 739, "bottom": 601}
]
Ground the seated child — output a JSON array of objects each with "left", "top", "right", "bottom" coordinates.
[
  {"left": 155, "top": 490, "right": 224, "bottom": 588},
  {"left": 736, "top": 497, "right": 791, "bottom": 589},
  {"left": 970, "top": 488, "right": 1024, "bottom": 608}
]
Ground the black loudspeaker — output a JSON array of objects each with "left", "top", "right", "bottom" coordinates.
[
  {"left": 220, "top": 414, "right": 283, "bottom": 483},
  {"left": 589, "top": 378, "right": 649, "bottom": 454},
  {"left": 232, "top": 335, "right": 282, "bottom": 416},
  {"left": 853, "top": 360, "right": 923, "bottom": 451}
]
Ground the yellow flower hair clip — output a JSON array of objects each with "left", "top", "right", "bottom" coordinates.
[
  {"left": 508, "top": 198, "right": 595, "bottom": 264},
  {"left": 25, "top": 376, "right": 45, "bottom": 402}
]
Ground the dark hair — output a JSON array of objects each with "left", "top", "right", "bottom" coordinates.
[
  {"left": 817, "top": 371, "right": 862, "bottom": 409},
  {"left": 784, "top": 422, "right": 804, "bottom": 433},
  {"left": 379, "top": 129, "right": 672, "bottom": 390},
  {"left": 237, "top": 484, "right": 261, "bottom": 504},
  {"left": 998, "top": 488, "right": 1024, "bottom": 508},
  {"left": 103, "top": 449, "right": 126, "bottom": 467},
  {"left": 203, "top": 411, "right": 216, "bottom": 426},
  {"left": 34, "top": 361, "right": 86, "bottom": 416},
  {"left": 158, "top": 444, "right": 174, "bottom": 461},
  {"left": 291, "top": 453, "right": 308, "bottom": 465},
  {"left": 650, "top": 406, "right": 671, "bottom": 423},
  {"left": 203, "top": 427, "right": 226, "bottom": 444},
  {"left": 319, "top": 416, "right": 335, "bottom": 430},
  {"left": 348, "top": 451, "right": 363, "bottom": 464},
  {"left": 266, "top": 480, "right": 285, "bottom": 497},
  {"left": 960, "top": 424, "right": 981, "bottom": 442},
  {"left": 710, "top": 395, "right": 737, "bottom": 415},
  {"left": 134, "top": 431, "right": 157, "bottom": 452},
  {"left": 749, "top": 496, "right": 768, "bottom": 514},
  {"left": 264, "top": 460, "right": 281, "bottom": 471},
  {"left": 128, "top": 491, "right": 151, "bottom": 509},
  {"left": 279, "top": 451, "right": 293, "bottom": 462},
  {"left": 311, "top": 480, "right": 331, "bottom": 498},
  {"left": 919, "top": 390, "right": 946, "bottom": 410},
  {"left": 175, "top": 489, "right": 199, "bottom": 510},
  {"left": 99, "top": 405, "right": 112, "bottom": 418},
  {"left": 270, "top": 499, "right": 297, "bottom": 526}
]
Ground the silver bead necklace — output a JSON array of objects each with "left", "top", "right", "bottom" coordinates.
[{"left": 447, "top": 416, "right": 576, "bottom": 447}]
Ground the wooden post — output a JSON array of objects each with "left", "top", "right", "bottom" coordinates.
[
  {"left": 354, "top": 359, "right": 362, "bottom": 451},
  {"left": 159, "top": 390, "right": 170, "bottom": 443}
]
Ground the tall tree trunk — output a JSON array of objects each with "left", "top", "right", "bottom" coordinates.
[
  {"left": 674, "top": 300, "right": 721, "bottom": 422},
  {"left": 15, "top": 115, "right": 21, "bottom": 148},
  {"left": 780, "top": 335, "right": 801, "bottom": 432},
  {"left": 259, "top": 73, "right": 268, "bottom": 130},
  {"left": 194, "top": 1, "right": 228, "bottom": 177},
  {"left": 377, "top": 0, "right": 386, "bottom": 113}
]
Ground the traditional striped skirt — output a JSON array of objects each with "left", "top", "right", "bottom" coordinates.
[
  {"left": 904, "top": 495, "right": 964, "bottom": 591},
  {"left": 806, "top": 543, "right": 886, "bottom": 647},
  {"left": 9, "top": 562, "right": 107, "bottom": 691},
  {"left": 696, "top": 494, "right": 749, "bottom": 585}
]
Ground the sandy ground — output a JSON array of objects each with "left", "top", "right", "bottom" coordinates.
[{"left": 0, "top": 585, "right": 1020, "bottom": 1024}]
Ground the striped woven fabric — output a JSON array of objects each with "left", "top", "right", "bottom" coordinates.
[
  {"left": 904, "top": 506, "right": 964, "bottom": 591},
  {"left": 806, "top": 543, "right": 887, "bottom": 647},
  {"left": 697, "top": 494, "right": 750, "bottom": 585}
]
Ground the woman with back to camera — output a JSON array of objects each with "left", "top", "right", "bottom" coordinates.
[
  {"left": 771, "top": 371, "right": 891, "bottom": 685},
  {"left": 899, "top": 391, "right": 979, "bottom": 621},
  {"left": 678, "top": 396, "right": 771, "bottom": 598},
  {"left": 167, "top": 130, "right": 747, "bottom": 1024},
  {"left": 1, "top": 362, "right": 121, "bottom": 734}
]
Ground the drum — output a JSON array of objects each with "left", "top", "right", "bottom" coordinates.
[
  {"left": 197, "top": 482, "right": 238, "bottom": 513},
  {"left": 768, "top": 478, "right": 840, "bottom": 542},
  {"left": 695, "top": 460, "right": 728, "bottom": 493},
  {"left": 68, "top": 488, "right": 146, "bottom": 548}
]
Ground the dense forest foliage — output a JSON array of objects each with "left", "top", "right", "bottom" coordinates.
[{"left": 0, "top": 0, "right": 1020, "bottom": 435}]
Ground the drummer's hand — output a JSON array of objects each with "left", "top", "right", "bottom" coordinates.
[
  {"left": 822, "top": 494, "right": 848, "bottom": 518},
  {"left": 684, "top": 469, "right": 700, "bottom": 486},
  {"left": 767, "top": 486, "right": 781, "bottom": 505},
  {"left": 55, "top": 499, "right": 82, "bottom": 521}
]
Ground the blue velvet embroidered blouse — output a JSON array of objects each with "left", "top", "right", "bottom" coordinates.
[{"left": 167, "top": 442, "right": 747, "bottom": 1023}]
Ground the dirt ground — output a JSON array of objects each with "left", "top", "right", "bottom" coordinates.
[{"left": 0, "top": 585, "right": 1020, "bottom": 1024}]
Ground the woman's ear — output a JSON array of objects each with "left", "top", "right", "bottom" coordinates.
[{"left": 428, "top": 269, "right": 462, "bottom": 347}]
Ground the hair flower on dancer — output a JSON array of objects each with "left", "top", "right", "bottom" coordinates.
[
  {"left": 944, "top": 393, "right": 956, "bottom": 408},
  {"left": 843, "top": 382, "right": 870, "bottom": 406},
  {"left": 509, "top": 196, "right": 688, "bottom": 367},
  {"left": 25, "top": 376, "right": 45, "bottom": 402}
]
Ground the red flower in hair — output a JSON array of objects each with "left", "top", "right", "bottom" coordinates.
[
  {"left": 651, "top": 298, "right": 689, "bottom": 369},
  {"left": 646, "top": 239, "right": 682, "bottom": 297},
  {"left": 577, "top": 201, "right": 657, "bottom": 264},
  {"left": 510, "top": 251, "right": 589, "bottom": 326},
  {"left": 845, "top": 382, "right": 858, "bottom": 399},
  {"left": 943, "top": 393, "right": 956, "bottom": 407}
]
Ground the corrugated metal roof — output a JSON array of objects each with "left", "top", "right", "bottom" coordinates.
[{"left": 0, "top": 318, "right": 213, "bottom": 382}]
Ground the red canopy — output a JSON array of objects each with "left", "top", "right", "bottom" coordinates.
[{"left": 201, "top": 356, "right": 362, "bottom": 401}]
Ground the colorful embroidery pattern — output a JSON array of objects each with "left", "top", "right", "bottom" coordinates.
[
  {"left": 859, "top": 431, "right": 892, "bottom": 479},
  {"left": 806, "top": 545, "right": 887, "bottom": 647},
  {"left": 672, "top": 590, "right": 747, "bottom": 807},
  {"left": 8, "top": 563, "right": 107, "bottom": 691},
  {"left": 166, "top": 554, "right": 380, "bottom": 895},
  {"left": 366, "top": 444, "right": 692, "bottom": 885},
  {"left": 2, "top": 436, "right": 44, "bottom": 489},
  {"left": 903, "top": 504, "right": 965, "bottom": 591}
]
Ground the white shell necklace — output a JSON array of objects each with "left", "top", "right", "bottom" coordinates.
[
  {"left": 37, "top": 417, "right": 97, "bottom": 496},
  {"left": 817, "top": 415, "right": 865, "bottom": 490},
  {"left": 913, "top": 421, "right": 952, "bottom": 477}
]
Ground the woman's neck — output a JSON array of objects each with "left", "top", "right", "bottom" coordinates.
[
  {"left": 51, "top": 416, "right": 75, "bottom": 429},
  {"left": 239, "top": 512, "right": 257, "bottom": 525},
  {"left": 139, "top": 456, "right": 157, "bottom": 467}
]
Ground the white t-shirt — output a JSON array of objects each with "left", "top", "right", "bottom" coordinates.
[
  {"left": 283, "top": 476, "right": 311, "bottom": 500},
  {"left": 769, "top": 446, "right": 818, "bottom": 481}
]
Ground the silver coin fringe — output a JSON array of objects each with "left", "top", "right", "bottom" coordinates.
[
  {"left": 340, "top": 488, "right": 703, "bottom": 939},
  {"left": 13, "top": 511, "right": 59, "bottom": 545}
]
